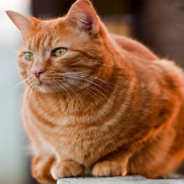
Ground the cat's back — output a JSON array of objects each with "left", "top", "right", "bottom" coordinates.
[
  {"left": 112, "top": 33, "right": 184, "bottom": 161},
  {"left": 110, "top": 34, "right": 158, "bottom": 61},
  {"left": 111, "top": 34, "right": 184, "bottom": 95}
]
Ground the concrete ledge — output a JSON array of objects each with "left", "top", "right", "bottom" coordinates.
[{"left": 57, "top": 175, "right": 184, "bottom": 184}]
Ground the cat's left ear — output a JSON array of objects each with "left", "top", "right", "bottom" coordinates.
[
  {"left": 6, "top": 11, "right": 36, "bottom": 41},
  {"left": 65, "top": 0, "right": 99, "bottom": 35}
]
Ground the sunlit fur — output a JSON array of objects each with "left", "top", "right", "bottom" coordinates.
[{"left": 7, "top": 0, "right": 184, "bottom": 183}]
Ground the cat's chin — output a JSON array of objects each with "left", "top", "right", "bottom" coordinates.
[{"left": 33, "top": 82, "right": 65, "bottom": 94}]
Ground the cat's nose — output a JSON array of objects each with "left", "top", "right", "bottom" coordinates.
[{"left": 31, "top": 68, "right": 45, "bottom": 79}]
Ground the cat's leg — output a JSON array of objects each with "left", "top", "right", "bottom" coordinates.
[
  {"left": 50, "top": 155, "right": 85, "bottom": 179},
  {"left": 30, "top": 137, "right": 56, "bottom": 184},
  {"left": 32, "top": 156, "right": 56, "bottom": 184},
  {"left": 127, "top": 127, "right": 176, "bottom": 179},
  {"left": 92, "top": 150, "right": 132, "bottom": 177},
  {"left": 23, "top": 112, "right": 57, "bottom": 183}
]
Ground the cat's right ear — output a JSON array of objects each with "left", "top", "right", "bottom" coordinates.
[
  {"left": 65, "top": 0, "right": 99, "bottom": 36},
  {"left": 6, "top": 11, "right": 35, "bottom": 41}
]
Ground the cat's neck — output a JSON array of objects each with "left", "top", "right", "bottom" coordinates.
[{"left": 27, "top": 82, "right": 114, "bottom": 114}]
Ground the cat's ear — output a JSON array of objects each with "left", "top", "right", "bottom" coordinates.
[
  {"left": 65, "top": 0, "right": 99, "bottom": 35},
  {"left": 6, "top": 11, "right": 36, "bottom": 41}
]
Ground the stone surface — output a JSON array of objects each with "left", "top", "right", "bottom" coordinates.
[{"left": 57, "top": 175, "right": 184, "bottom": 184}]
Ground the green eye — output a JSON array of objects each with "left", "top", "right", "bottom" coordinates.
[
  {"left": 53, "top": 48, "right": 67, "bottom": 57},
  {"left": 25, "top": 53, "right": 34, "bottom": 60}
]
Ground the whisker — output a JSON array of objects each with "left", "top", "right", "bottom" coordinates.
[
  {"left": 89, "top": 86, "right": 108, "bottom": 99},
  {"left": 54, "top": 83, "right": 65, "bottom": 107},
  {"left": 79, "top": 74, "right": 113, "bottom": 88},
  {"left": 28, "top": 86, "right": 34, "bottom": 116},
  {"left": 6, "top": 78, "right": 21, "bottom": 85},
  {"left": 78, "top": 73, "right": 121, "bottom": 88},
  {"left": 48, "top": 72, "right": 120, "bottom": 89},
  {"left": 66, "top": 79, "right": 101, "bottom": 99},
  {"left": 61, "top": 82, "right": 84, "bottom": 107},
  {"left": 14, "top": 85, "right": 24, "bottom": 103},
  {"left": 56, "top": 82, "right": 72, "bottom": 100},
  {"left": 46, "top": 72, "right": 121, "bottom": 90},
  {"left": 5, "top": 85, "right": 23, "bottom": 110},
  {"left": 66, "top": 79, "right": 96, "bottom": 97},
  {"left": 63, "top": 74, "right": 108, "bottom": 92},
  {"left": 46, "top": 73, "right": 109, "bottom": 99},
  {"left": 65, "top": 78, "right": 107, "bottom": 99},
  {"left": 0, "top": 78, "right": 29, "bottom": 102}
]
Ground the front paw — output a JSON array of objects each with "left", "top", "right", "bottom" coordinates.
[
  {"left": 92, "top": 161, "right": 125, "bottom": 177},
  {"left": 32, "top": 156, "right": 56, "bottom": 184},
  {"left": 51, "top": 161, "right": 84, "bottom": 179}
]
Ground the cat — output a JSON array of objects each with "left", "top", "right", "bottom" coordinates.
[{"left": 6, "top": 0, "right": 184, "bottom": 183}]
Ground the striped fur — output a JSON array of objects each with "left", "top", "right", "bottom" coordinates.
[{"left": 7, "top": 0, "right": 184, "bottom": 183}]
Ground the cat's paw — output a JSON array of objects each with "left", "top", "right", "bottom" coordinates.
[
  {"left": 32, "top": 156, "right": 56, "bottom": 184},
  {"left": 51, "top": 161, "right": 85, "bottom": 179},
  {"left": 92, "top": 161, "right": 125, "bottom": 177}
]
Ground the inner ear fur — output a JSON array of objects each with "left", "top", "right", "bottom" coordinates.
[
  {"left": 6, "top": 10, "right": 37, "bottom": 40},
  {"left": 65, "top": 0, "right": 99, "bottom": 35}
]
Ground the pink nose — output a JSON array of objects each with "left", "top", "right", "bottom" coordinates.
[{"left": 32, "top": 68, "right": 45, "bottom": 79}]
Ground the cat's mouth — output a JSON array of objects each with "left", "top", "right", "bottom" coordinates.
[
  {"left": 40, "top": 81, "right": 55, "bottom": 87},
  {"left": 31, "top": 76, "right": 65, "bottom": 93},
  {"left": 33, "top": 79, "right": 59, "bottom": 93},
  {"left": 32, "top": 78, "right": 55, "bottom": 87}
]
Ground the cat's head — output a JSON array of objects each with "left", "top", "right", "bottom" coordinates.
[{"left": 6, "top": 0, "right": 110, "bottom": 94}]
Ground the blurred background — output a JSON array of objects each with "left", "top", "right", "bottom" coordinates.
[{"left": 0, "top": 0, "right": 184, "bottom": 183}]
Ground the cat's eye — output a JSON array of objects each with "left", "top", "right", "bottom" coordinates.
[
  {"left": 52, "top": 48, "right": 67, "bottom": 57},
  {"left": 25, "top": 53, "right": 34, "bottom": 60}
]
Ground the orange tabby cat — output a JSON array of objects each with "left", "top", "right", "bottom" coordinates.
[{"left": 6, "top": 0, "right": 184, "bottom": 183}]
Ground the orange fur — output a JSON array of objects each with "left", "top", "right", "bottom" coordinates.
[{"left": 6, "top": 0, "right": 184, "bottom": 183}]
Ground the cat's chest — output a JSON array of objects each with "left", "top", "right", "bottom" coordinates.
[
  {"left": 28, "top": 107, "right": 106, "bottom": 166},
  {"left": 25, "top": 92, "right": 115, "bottom": 166},
  {"left": 41, "top": 121, "right": 104, "bottom": 166}
]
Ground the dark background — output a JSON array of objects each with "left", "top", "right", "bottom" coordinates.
[{"left": 32, "top": 0, "right": 184, "bottom": 67}]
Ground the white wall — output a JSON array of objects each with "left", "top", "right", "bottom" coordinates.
[{"left": 0, "top": 0, "right": 31, "bottom": 183}]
